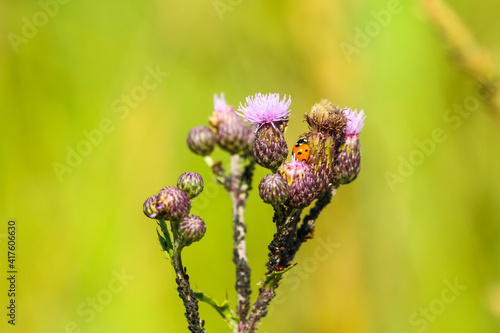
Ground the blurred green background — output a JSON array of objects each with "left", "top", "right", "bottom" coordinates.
[{"left": 2, "top": 0, "right": 500, "bottom": 332}]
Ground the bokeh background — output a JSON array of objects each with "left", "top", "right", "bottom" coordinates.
[{"left": 1, "top": 0, "right": 500, "bottom": 332}]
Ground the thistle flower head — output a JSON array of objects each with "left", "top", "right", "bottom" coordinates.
[
  {"left": 278, "top": 157, "right": 317, "bottom": 208},
  {"left": 143, "top": 195, "right": 159, "bottom": 219},
  {"left": 237, "top": 93, "right": 291, "bottom": 130},
  {"left": 178, "top": 215, "right": 207, "bottom": 244},
  {"left": 305, "top": 99, "right": 346, "bottom": 137},
  {"left": 332, "top": 135, "right": 361, "bottom": 185},
  {"left": 187, "top": 126, "right": 216, "bottom": 156},
  {"left": 332, "top": 109, "right": 365, "bottom": 185},
  {"left": 177, "top": 172, "right": 204, "bottom": 199},
  {"left": 156, "top": 186, "right": 191, "bottom": 221},
  {"left": 252, "top": 123, "right": 288, "bottom": 171},
  {"left": 300, "top": 100, "right": 348, "bottom": 197},
  {"left": 344, "top": 108, "right": 366, "bottom": 135},
  {"left": 259, "top": 174, "right": 290, "bottom": 206},
  {"left": 209, "top": 93, "right": 251, "bottom": 154}
]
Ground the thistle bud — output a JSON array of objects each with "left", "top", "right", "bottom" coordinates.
[
  {"left": 187, "top": 126, "right": 216, "bottom": 156},
  {"left": 332, "top": 108, "right": 365, "bottom": 185},
  {"left": 278, "top": 158, "right": 318, "bottom": 209},
  {"left": 259, "top": 174, "right": 290, "bottom": 206},
  {"left": 177, "top": 172, "right": 204, "bottom": 199},
  {"left": 156, "top": 186, "right": 191, "bottom": 221},
  {"left": 253, "top": 123, "right": 288, "bottom": 170},
  {"left": 178, "top": 215, "right": 206, "bottom": 244},
  {"left": 143, "top": 195, "right": 159, "bottom": 219}
]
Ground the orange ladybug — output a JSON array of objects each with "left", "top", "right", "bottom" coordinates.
[{"left": 292, "top": 138, "right": 310, "bottom": 163}]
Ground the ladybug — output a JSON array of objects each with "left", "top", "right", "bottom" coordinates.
[{"left": 292, "top": 138, "right": 310, "bottom": 163}]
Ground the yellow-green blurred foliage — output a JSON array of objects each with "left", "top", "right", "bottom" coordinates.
[{"left": 1, "top": 0, "right": 500, "bottom": 332}]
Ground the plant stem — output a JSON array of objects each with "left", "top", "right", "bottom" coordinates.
[
  {"left": 205, "top": 155, "right": 231, "bottom": 190},
  {"left": 172, "top": 250, "right": 205, "bottom": 333},
  {"left": 242, "top": 288, "right": 276, "bottom": 333},
  {"left": 289, "top": 188, "right": 335, "bottom": 262},
  {"left": 161, "top": 219, "right": 205, "bottom": 333},
  {"left": 230, "top": 154, "right": 253, "bottom": 326},
  {"left": 266, "top": 208, "right": 301, "bottom": 274},
  {"left": 243, "top": 189, "right": 336, "bottom": 333},
  {"left": 422, "top": 0, "right": 500, "bottom": 119},
  {"left": 241, "top": 208, "right": 301, "bottom": 333}
]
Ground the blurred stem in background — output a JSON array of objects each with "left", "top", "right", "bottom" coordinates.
[
  {"left": 422, "top": 0, "right": 500, "bottom": 120},
  {"left": 228, "top": 154, "right": 253, "bottom": 325}
]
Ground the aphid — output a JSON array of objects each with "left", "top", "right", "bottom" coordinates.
[{"left": 292, "top": 138, "right": 310, "bottom": 163}]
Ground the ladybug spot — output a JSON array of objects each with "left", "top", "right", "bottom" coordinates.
[
  {"left": 301, "top": 159, "right": 306, "bottom": 162},
  {"left": 297, "top": 152, "right": 302, "bottom": 155}
]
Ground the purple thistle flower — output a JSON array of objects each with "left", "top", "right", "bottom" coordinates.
[
  {"left": 209, "top": 93, "right": 251, "bottom": 154},
  {"left": 332, "top": 108, "right": 366, "bottom": 185},
  {"left": 237, "top": 93, "right": 291, "bottom": 130},
  {"left": 332, "top": 135, "right": 361, "bottom": 185},
  {"left": 343, "top": 108, "right": 366, "bottom": 135}
]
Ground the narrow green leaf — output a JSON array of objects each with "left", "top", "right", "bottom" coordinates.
[
  {"left": 156, "top": 228, "right": 173, "bottom": 260},
  {"left": 263, "top": 263, "right": 297, "bottom": 289},
  {"left": 194, "top": 291, "right": 239, "bottom": 329}
]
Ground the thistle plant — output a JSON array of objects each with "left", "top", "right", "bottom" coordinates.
[{"left": 142, "top": 92, "right": 365, "bottom": 333}]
